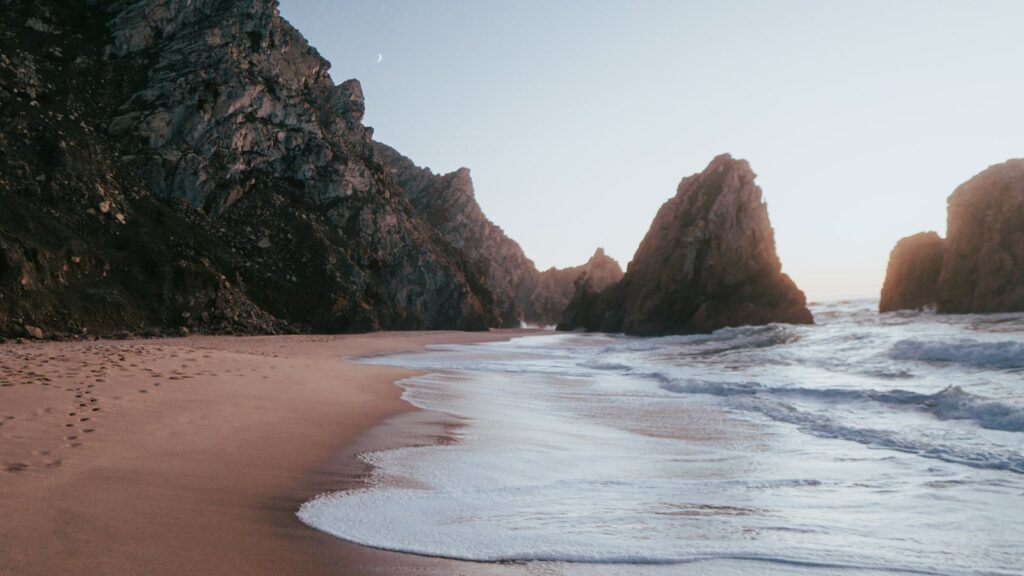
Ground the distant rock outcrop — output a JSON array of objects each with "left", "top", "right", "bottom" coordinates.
[
  {"left": 880, "top": 160, "right": 1024, "bottom": 314},
  {"left": 0, "top": 0, "right": 504, "bottom": 337},
  {"left": 530, "top": 248, "right": 623, "bottom": 325},
  {"left": 558, "top": 154, "right": 813, "bottom": 335},
  {"left": 879, "top": 232, "right": 945, "bottom": 312},
  {"left": 938, "top": 160, "right": 1024, "bottom": 313},
  {"left": 376, "top": 144, "right": 623, "bottom": 326}
]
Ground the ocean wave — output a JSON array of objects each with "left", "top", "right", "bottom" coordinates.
[
  {"left": 739, "top": 397, "right": 1024, "bottom": 474},
  {"left": 298, "top": 488, "right": 953, "bottom": 573},
  {"left": 889, "top": 338, "right": 1024, "bottom": 370},
  {"left": 596, "top": 324, "right": 803, "bottom": 356},
  {"left": 657, "top": 378, "right": 1024, "bottom": 434},
  {"left": 650, "top": 377, "right": 1024, "bottom": 472}
]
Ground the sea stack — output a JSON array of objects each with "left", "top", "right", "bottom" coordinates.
[
  {"left": 558, "top": 154, "right": 813, "bottom": 335},
  {"left": 880, "top": 160, "right": 1024, "bottom": 313},
  {"left": 879, "top": 232, "right": 945, "bottom": 312}
]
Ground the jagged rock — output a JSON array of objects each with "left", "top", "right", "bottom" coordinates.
[
  {"left": 559, "top": 154, "right": 813, "bottom": 335},
  {"left": 0, "top": 0, "right": 503, "bottom": 337},
  {"left": 879, "top": 232, "right": 945, "bottom": 312},
  {"left": 529, "top": 248, "right": 623, "bottom": 324},
  {"left": 375, "top": 143, "right": 612, "bottom": 326},
  {"left": 881, "top": 160, "right": 1024, "bottom": 314}
]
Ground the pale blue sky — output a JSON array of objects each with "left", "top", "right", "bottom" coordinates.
[{"left": 280, "top": 0, "right": 1024, "bottom": 300}]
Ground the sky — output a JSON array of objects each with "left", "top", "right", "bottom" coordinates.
[{"left": 279, "top": 0, "right": 1024, "bottom": 301}]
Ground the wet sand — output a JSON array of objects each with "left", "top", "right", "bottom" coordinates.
[{"left": 0, "top": 330, "right": 540, "bottom": 575}]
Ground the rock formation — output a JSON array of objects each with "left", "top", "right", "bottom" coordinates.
[
  {"left": 530, "top": 248, "right": 623, "bottom": 325},
  {"left": 878, "top": 232, "right": 945, "bottom": 312},
  {"left": 374, "top": 144, "right": 536, "bottom": 326},
  {"left": 0, "top": 0, "right": 502, "bottom": 338},
  {"left": 937, "top": 160, "right": 1024, "bottom": 313},
  {"left": 558, "top": 154, "right": 813, "bottom": 335},
  {"left": 376, "top": 144, "right": 623, "bottom": 326},
  {"left": 880, "top": 160, "right": 1024, "bottom": 314}
]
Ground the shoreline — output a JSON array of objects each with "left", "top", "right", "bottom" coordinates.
[{"left": 0, "top": 330, "right": 544, "bottom": 575}]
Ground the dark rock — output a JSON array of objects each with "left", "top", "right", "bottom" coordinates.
[
  {"left": 559, "top": 154, "right": 813, "bottom": 335},
  {"left": 879, "top": 232, "right": 945, "bottom": 312},
  {"left": 937, "top": 160, "right": 1024, "bottom": 313},
  {"left": 880, "top": 159, "right": 1024, "bottom": 314},
  {"left": 375, "top": 143, "right": 619, "bottom": 326},
  {"left": 530, "top": 248, "right": 623, "bottom": 325},
  {"left": 0, "top": 0, "right": 502, "bottom": 338}
]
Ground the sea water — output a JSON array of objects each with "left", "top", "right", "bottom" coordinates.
[{"left": 298, "top": 300, "right": 1024, "bottom": 575}]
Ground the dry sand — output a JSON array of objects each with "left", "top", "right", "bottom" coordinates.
[{"left": 0, "top": 330, "right": 543, "bottom": 575}]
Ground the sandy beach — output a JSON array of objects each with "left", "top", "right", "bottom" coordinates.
[{"left": 0, "top": 330, "right": 540, "bottom": 576}]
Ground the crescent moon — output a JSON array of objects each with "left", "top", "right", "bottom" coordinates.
[{"left": 377, "top": 53, "right": 383, "bottom": 63}]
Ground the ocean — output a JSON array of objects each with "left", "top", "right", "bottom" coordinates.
[{"left": 298, "top": 300, "right": 1024, "bottom": 575}]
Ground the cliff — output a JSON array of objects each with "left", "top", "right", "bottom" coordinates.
[
  {"left": 558, "top": 154, "right": 813, "bottom": 335},
  {"left": 0, "top": 0, "right": 502, "bottom": 338},
  {"left": 374, "top": 144, "right": 537, "bottom": 326},
  {"left": 880, "top": 160, "right": 1024, "bottom": 314},
  {"left": 375, "top": 144, "right": 623, "bottom": 326},
  {"left": 879, "top": 232, "right": 945, "bottom": 312}
]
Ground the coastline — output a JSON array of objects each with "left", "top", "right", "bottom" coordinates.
[{"left": 0, "top": 330, "right": 543, "bottom": 576}]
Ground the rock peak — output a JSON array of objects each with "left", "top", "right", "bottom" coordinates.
[
  {"left": 328, "top": 79, "right": 365, "bottom": 127},
  {"left": 559, "top": 155, "right": 812, "bottom": 335}
]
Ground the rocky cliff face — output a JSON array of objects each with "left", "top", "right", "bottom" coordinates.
[
  {"left": 879, "top": 232, "right": 945, "bottom": 312},
  {"left": 374, "top": 144, "right": 536, "bottom": 326},
  {"left": 880, "top": 160, "right": 1024, "bottom": 314},
  {"left": 0, "top": 0, "right": 501, "bottom": 338},
  {"left": 558, "top": 154, "right": 813, "bottom": 335},
  {"left": 375, "top": 144, "right": 623, "bottom": 326}
]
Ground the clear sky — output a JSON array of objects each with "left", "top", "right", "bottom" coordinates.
[{"left": 279, "top": 0, "right": 1024, "bottom": 301}]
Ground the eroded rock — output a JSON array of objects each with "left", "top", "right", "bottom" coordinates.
[
  {"left": 879, "top": 232, "right": 945, "bottom": 312},
  {"left": 881, "top": 159, "right": 1024, "bottom": 314},
  {"left": 559, "top": 154, "right": 813, "bottom": 335}
]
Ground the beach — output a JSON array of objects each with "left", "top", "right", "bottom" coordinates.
[
  {"left": 3, "top": 306, "right": 1022, "bottom": 576},
  {"left": 0, "top": 330, "right": 539, "bottom": 576}
]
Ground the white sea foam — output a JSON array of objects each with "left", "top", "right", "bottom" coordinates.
[{"left": 302, "top": 300, "right": 1024, "bottom": 575}]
